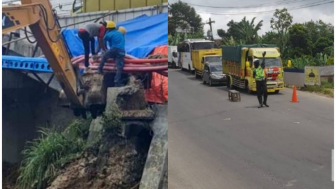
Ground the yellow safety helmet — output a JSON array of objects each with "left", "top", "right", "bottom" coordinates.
[
  {"left": 106, "top": 21, "right": 116, "bottom": 29},
  {"left": 118, "top": 26, "right": 126, "bottom": 34}
]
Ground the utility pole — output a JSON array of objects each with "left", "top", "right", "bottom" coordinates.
[{"left": 205, "top": 18, "right": 215, "bottom": 41}]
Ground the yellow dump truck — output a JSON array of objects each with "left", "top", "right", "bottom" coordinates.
[
  {"left": 192, "top": 49, "right": 222, "bottom": 78},
  {"left": 222, "top": 44, "right": 285, "bottom": 93}
]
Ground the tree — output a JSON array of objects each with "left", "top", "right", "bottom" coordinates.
[
  {"left": 217, "top": 29, "right": 227, "bottom": 38},
  {"left": 217, "top": 17, "right": 262, "bottom": 44},
  {"left": 270, "top": 8, "right": 293, "bottom": 56},
  {"left": 168, "top": 2, "right": 203, "bottom": 36},
  {"left": 314, "top": 37, "right": 333, "bottom": 55},
  {"left": 232, "top": 17, "right": 263, "bottom": 44},
  {"left": 288, "top": 23, "right": 312, "bottom": 57},
  {"left": 261, "top": 31, "right": 279, "bottom": 44}
]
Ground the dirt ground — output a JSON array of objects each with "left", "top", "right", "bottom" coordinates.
[
  {"left": 2, "top": 161, "right": 19, "bottom": 189},
  {"left": 48, "top": 137, "right": 147, "bottom": 189}
]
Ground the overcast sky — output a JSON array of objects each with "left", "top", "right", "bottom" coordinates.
[
  {"left": 4, "top": 0, "right": 333, "bottom": 38},
  {"left": 169, "top": 0, "right": 334, "bottom": 38}
]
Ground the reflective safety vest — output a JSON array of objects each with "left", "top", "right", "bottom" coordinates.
[{"left": 255, "top": 67, "right": 265, "bottom": 81}]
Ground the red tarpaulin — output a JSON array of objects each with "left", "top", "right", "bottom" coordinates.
[{"left": 145, "top": 45, "right": 168, "bottom": 103}]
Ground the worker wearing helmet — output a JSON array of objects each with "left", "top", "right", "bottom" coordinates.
[
  {"left": 118, "top": 26, "right": 126, "bottom": 34},
  {"left": 253, "top": 51, "right": 269, "bottom": 108},
  {"left": 78, "top": 21, "right": 107, "bottom": 70},
  {"left": 98, "top": 21, "right": 126, "bottom": 87}
]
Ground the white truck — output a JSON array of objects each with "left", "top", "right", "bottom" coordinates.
[
  {"left": 168, "top": 46, "right": 179, "bottom": 68},
  {"left": 177, "top": 39, "right": 217, "bottom": 73}
]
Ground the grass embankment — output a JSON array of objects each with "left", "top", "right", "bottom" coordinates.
[
  {"left": 14, "top": 104, "right": 123, "bottom": 189},
  {"left": 287, "top": 81, "right": 334, "bottom": 98}
]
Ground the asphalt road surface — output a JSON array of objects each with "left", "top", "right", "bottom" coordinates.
[{"left": 168, "top": 69, "right": 333, "bottom": 189}]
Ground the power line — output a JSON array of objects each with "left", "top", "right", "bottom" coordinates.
[
  {"left": 195, "top": 0, "right": 333, "bottom": 15},
  {"left": 182, "top": 0, "right": 316, "bottom": 9}
]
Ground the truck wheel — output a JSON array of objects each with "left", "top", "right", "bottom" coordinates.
[
  {"left": 275, "top": 90, "right": 279, "bottom": 94},
  {"left": 229, "top": 80, "right": 234, "bottom": 89},
  {"left": 195, "top": 70, "right": 200, "bottom": 79}
]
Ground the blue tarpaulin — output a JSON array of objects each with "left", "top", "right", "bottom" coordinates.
[{"left": 62, "top": 12, "right": 168, "bottom": 58}]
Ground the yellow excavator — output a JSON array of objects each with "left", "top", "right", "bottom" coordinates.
[{"left": 3, "top": 0, "right": 104, "bottom": 118}]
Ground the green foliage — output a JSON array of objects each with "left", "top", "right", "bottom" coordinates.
[
  {"left": 221, "top": 36, "right": 245, "bottom": 46},
  {"left": 168, "top": 2, "right": 202, "bottom": 35},
  {"left": 16, "top": 118, "right": 91, "bottom": 189},
  {"left": 261, "top": 31, "right": 279, "bottom": 44},
  {"left": 270, "top": 8, "right": 293, "bottom": 55},
  {"left": 314, "top": 53, "right": 329, "bottom": 66},
  {"left": 288, "top": 53, "right": 330, "bottom": 69},
  {"left": 217, "top": 17, "right": 263, "bottom": 44},
  {"left": 321, "top": 81, "right": 334, "bottom": 89},
  {"left": 101, "top": 103, "right": 122, "bottom": 136},
  {"left": 302, "top": 83, "right": 334, "bottom": 97},
  {"left": 288, "top": 23, "right": 312, "bottom": 57},
  {"left": 314, "top": 37, "right": 333, "bottom": 56},
  {"left": 326, "top": 58, "right": 334, "bottom": 65}
]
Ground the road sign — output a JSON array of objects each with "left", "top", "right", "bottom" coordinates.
[{"left": 304, "top": 66, "right": 320, "bottom": 86}]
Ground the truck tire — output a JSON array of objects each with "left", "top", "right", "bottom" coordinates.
[
  {"left": 195, "top": 70, "right": 200, "bottom": 79},
  {"left": 275, "top": 90, "right": 279, "bottom": 94}
]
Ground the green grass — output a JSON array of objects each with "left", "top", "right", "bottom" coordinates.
[
  {"left": 15, "top": 105, "right": 123, "bottom": 189},
  {"left": 301, "top": 82, "right": 334, "bottom": 97},
  {"left": 321, "top": 81, "right": 334, "bottom": 89},
  {"left": 16, "top": 118, "right": 92, "bottom": 189}
]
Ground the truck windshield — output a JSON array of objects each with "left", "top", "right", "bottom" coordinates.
[
  {"left": 205, "top": 56, "right": 222, "bottom": 63},
  {"left": 210, "top": 64, "right": 222, "bottom": 72},
  {"left": 192, "top": 42, "right": 215, "bottom": 50},
  {"left": 265, "top": 58, "right": 281, "bottom": 67}
]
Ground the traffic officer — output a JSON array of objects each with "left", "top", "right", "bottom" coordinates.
[
  {"left": 78, "top": 21, "right": 107, "bottom": 70},
  {"left": 98, "top": 21, "right": 126, "bottom": 87},
  {"left": 253, "top": 51, "right": 269, "bottom": 108}
]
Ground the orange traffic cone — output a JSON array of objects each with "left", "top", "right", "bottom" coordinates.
[{"left": 291, "top": 86, "right": 299, "bottom": 103}]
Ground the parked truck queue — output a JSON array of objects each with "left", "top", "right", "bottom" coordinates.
[{"left": 176, "top": 39, "right": 285, "bottom": 94}]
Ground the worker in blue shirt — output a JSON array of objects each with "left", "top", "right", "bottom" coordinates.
[{"left": 98, "top": 21, "right": 126, "bottom": 87}]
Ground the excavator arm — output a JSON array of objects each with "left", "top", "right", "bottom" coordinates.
[{"left": 2, "top": 0, "right": 84, "bottom": 109}]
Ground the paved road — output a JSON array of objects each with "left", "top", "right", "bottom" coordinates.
[{"left": 168, "top": 69, "right": 333, "bottom": 189}]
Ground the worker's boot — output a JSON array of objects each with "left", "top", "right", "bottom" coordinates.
[
  {"left": 258, "top": 96, "right": 263, "bottom": 108},
  {"left": 263, "top": 96, "right": 269, "bottom": 107}
]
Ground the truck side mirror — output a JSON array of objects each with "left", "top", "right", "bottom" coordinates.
[
  {"left": 287, "top": 60, "right": 291, "bottom": 68},
  {"left": 246, "top": 61, "right": 250, "bottom": 68}
]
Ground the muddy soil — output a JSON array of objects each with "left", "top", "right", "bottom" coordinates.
[{"left": 48, "top": 137, "right": 147, "bottom": 189}]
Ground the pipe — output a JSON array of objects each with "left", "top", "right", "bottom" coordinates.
[
  {"left": 78, "top": 65, "right": 168, "bottom": 72},
  {"left": 71, "top": 56, "right": 167, "bottom": 64}
]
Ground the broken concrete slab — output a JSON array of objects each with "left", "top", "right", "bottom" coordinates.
[{"left": 139, "top": 104, "right": 168, "bottom": 189}]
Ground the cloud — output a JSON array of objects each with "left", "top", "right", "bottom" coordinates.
[{"left": 170, "top": 0, "right": 334, "bottom": 38}]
